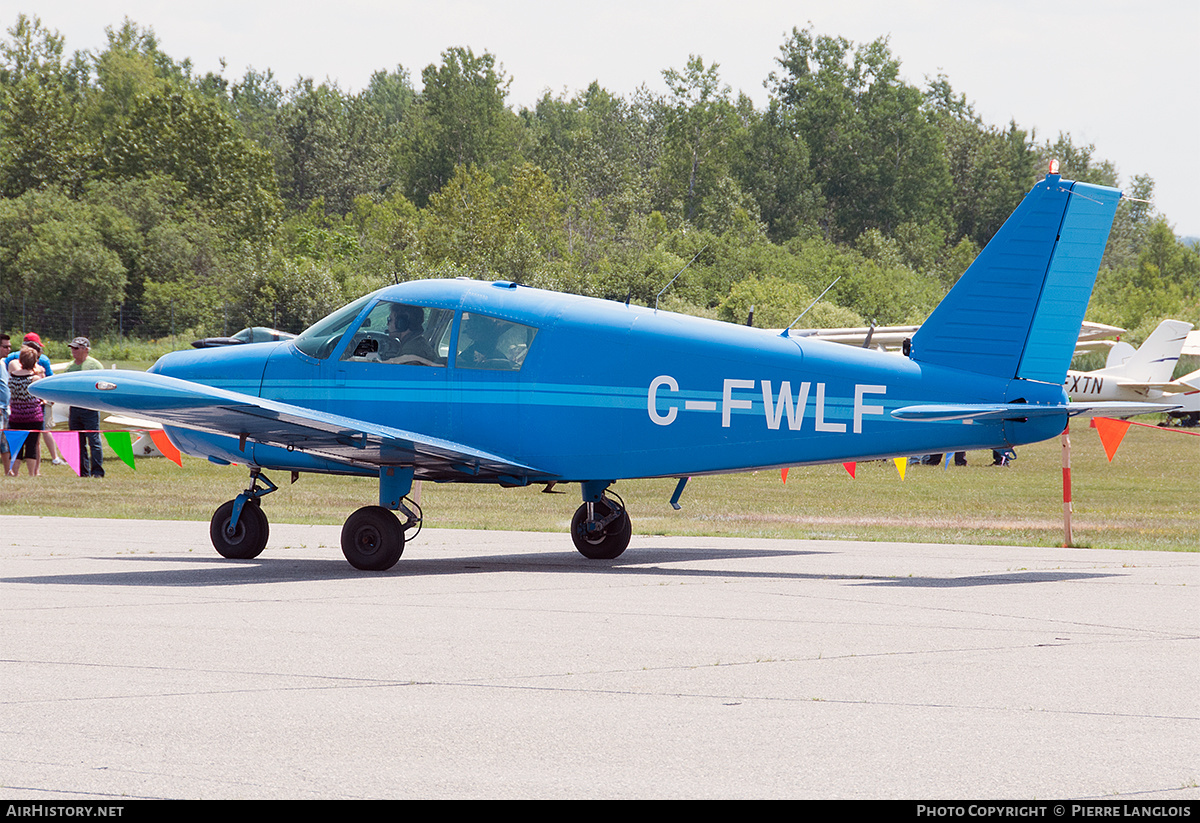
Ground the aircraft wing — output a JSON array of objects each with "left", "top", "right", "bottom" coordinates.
[
  {"left": 788, "top": 324, "right": 920, "bottom": 350},
  {"left": 1105, "top": 379, "right": 1198, "bottom": 394},
  {"left": 892, "top": 401, "right": 1180, "bottom": 422},
  {"left": 1077, "top": 320, "right": 1126, "bottom": 342},
  {"left": 777, "top": 320, "right": 1126, "bottom": 356},
  {"left": 30, "top": 370, "right": 551, "bottom": 481},
  {"left": 1105, "top": 367, "right": 1200, "bottom": 395},
  {"left": 1183, "top": 331, "right": 1200, "bottom": 357}
]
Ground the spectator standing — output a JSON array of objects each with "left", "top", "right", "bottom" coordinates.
[
  {"left": 0, "top": 334, "right": 10, "bottom": 469},
  {"left": 4, "top": 334, "right": 61, "bottom": 466},
  {"left": 6, "top": 345, "right": 44, "bottom": 476},
  {"left": 65, "top": 337, "right": 105, "bottom": 478}
]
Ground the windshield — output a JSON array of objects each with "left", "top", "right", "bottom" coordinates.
[{"left": 292, "top": 294, "right": 373, "bottom": 359}]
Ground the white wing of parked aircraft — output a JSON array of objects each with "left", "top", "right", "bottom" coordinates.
[
  {"left": 1182, "top": 329, "right": 1200, "bottom": 357},
  {"left": 782, "top": 320, "right": 1127, "bottom": 356}
]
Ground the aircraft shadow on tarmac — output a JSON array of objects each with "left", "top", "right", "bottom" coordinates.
[{"left": 0, "top": 544, "right": 1124, "bottom": 588}]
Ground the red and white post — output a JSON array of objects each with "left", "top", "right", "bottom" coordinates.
[{"left": 1061, "top": 423, "right": 1073, "bottom": 547}]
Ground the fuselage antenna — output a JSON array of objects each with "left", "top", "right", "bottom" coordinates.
[
  {"left": 781, "top": 276, "right": 841, "bottom": 337},
  {"left": 655, "top": 246, "right": 707, "bottom": 312}
]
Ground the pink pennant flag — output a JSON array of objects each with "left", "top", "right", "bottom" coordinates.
[{"left": 49, "top": 431, "right": 82, "bottom": 476}]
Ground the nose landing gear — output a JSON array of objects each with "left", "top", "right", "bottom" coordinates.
[{"left": 209, "top": 469, "right": 276, "bottom": 559}]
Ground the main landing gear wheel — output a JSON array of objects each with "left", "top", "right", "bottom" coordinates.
[
  {"left": 341, "top": 505, "right": 405, "bottom": 571},
  {"left": 571, "top": 496, "right": 632, "bottom": 560},
  {"left": 210, "top": 499, "right": 269, "bottom": 559}
]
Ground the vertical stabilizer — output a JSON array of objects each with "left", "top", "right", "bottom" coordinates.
[
  {"left": 1095, "top": 319, "right": 1193, "bottom": 384},
  {"left": 911, "top": 173, "right": 1122, "bottom": 383}
]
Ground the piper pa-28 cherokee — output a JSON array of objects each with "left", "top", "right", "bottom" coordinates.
[{"left": 32, "top": 168, "right": 1176, "bottom": 571}]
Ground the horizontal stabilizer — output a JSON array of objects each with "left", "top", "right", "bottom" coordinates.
[
  {"left": 892, "top": 401, "right": 1180, "bottom": 423},
  {"left": 1109, "top": 380, "right": 1197, "bottom": 395},
  {"left": 1176, "top": 369, "right": 1200, "bottom": 391}
]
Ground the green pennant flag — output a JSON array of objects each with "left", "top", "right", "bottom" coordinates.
[{"left": 103, "top": 430, "right": 136, "bottom": 470}]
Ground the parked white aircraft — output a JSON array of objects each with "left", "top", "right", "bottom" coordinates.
[{"left": 1063, "top": 320, "right": 1199, "bottom": 414}]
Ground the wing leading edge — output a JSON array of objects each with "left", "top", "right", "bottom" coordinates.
[{"left": 30, "top": 370, "right": 552, "bottom": 483}]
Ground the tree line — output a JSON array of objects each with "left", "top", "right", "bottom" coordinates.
[{"left": 0, "top": 14, "right": 1195, "bottom": 347}]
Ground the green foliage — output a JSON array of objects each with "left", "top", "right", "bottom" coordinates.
[
  {"left": 718, "top": 275, "right": 863, "bottom": 329},
  {"left": 231, "top": 253, "right": 345, "bottom": 333},
  {"left": 926, "top": 75, "right": 1037, "bottom": 247},
  {"left": 1087, "top": 218, "right": 1200, "bottom": 334},
  {"left": 276, "top": 80, "right": 389, "bottom": 214},
  {"left": 0, "top": 13, "right": 1190, "bottom": 348},
  {"left": 656, "top": 55, "right": 755, "bottom": 229},
  {"left": 418, "top": 163, "right": 566, "bottom": 283},
  {"left": 397, "top": 47, "right": 524, "bottom": 206},
  {"left": 100, "top": 84, "right": 281, "bottom": 240},
  {"left": 0, "top": 187, "right": 127, "bottom": 335},
  {"left": 0, "top": 15, "right": 91, "bottom": 196},
  {"left": 769, "top": 27, "right": 951, "bottom": 241}
]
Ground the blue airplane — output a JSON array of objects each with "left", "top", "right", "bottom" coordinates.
[{"left": 31, "top": 170, "right": 1168, "bottom": 570}]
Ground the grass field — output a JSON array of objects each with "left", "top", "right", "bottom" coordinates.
[{"left": 2, "top": 417, "right": 1196, "bottom": 552}]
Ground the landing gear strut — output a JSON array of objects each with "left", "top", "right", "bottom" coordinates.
[
  {"left": 340, "top": 497, "right": 420, "bottom": 571},
  {"left": 571, "top": 488, "right": 631, "bottom": 560},
  {"left": 341, "top": 506, "right": 404, "bottom": 570},
  {"left": 209, "top": 469, "right": 276, "bottom": 559},
  {"left": 207, "top": 468, "right": 423, "bottom": 571}
]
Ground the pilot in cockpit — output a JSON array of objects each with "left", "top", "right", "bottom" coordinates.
[{"left": 384, "top": 303, "right": 436, "bottom": 363}]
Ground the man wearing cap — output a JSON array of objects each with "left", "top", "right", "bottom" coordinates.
[
  {"left": 66, "top": 337, "right": 104, "bottom": 478},
  {"left": 4, "top": 333, "right": 53, "bottom": 375}
]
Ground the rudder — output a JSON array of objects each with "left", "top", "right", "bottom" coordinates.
[{"left": 911, "top": 171, "right": 1122, "bottom": 384}]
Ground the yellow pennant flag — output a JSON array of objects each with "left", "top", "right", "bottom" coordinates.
[{"left": 893, "top": 456, "right": 907, "bottom": 480}]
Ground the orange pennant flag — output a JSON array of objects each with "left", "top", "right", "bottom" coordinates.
[
  {"left": 893, "top": 456, "right": 907, "bottom": 480},
  {"left": 780, "top": 467, "right": 788, "bottom": 483},
  {"left": 1092, "top": 416, "right": 1131, "bottom": 462},
  {"left": 148, "top": 430, "right": 183, "bottom": 466},
  {"left": 842, "top": 462, "right": 856, "bottom": 478}
]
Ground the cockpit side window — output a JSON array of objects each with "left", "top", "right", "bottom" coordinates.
[
  {"left": 293, "top": 294, "right": 373, "bottom": 359},
  {"left": 340, "top": 301, "right": 453, "bottom": 367},
  {"left": 455, "top": 312, "right": 538, "bottom": 371}
]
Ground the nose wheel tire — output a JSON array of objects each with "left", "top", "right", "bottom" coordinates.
[
  {"left": 342, "top": 505, "right": 405, "bottom": 571},
  {"left": 210, "top": 499, "right": 269, "bottom": 559},
  {"left": 570, "top": 498, "right": 632, "bottom": 559}
]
